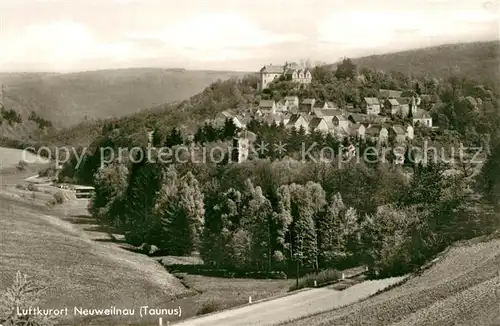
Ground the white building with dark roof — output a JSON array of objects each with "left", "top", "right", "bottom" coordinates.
[
  {"left": 412, "top": 109, "right": 432, "bottom": 127},
  {"left": 259, "top": 99, "right": 277, "bottom": 114},
  {"left": 361, "top": 97, "right": 381, "bottom": 115},
  {"left": 259, "top": 63, "right": 312, "bottom": 90}
]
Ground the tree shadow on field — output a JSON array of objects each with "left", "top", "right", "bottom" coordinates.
[
  {"left": 61, "top": 215, "right": 96, "bottom": 225},
  {"left": 84, "top": 225, "right": 121, "bottom": 234},
  {"left": 94, "top": 237, "right": 127, "bottom": 244}
]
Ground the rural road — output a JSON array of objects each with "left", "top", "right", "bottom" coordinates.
[{"left": 174, "top": 276, "right": 406, "bottom": 326}]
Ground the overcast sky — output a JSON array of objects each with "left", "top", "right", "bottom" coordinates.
[{"left": 0, "top": 0, "right": 498, "bottom": 72}]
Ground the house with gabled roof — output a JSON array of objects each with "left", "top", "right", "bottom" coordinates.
[
  {"left": 233, "top": 115, "right": 251, "bottom": 129},
  {"left": 309, "top": 117, "right": 333, "bottom": 134},
  {"left": 259, "top": 65, "right": 284, "bottom": 90},
  {"left": 391, "top": 97, "right": 412, "bottom": 116},
  {"left": 361, "top": 97, "right": 381, "bottom": 115},
  {"left": 300, "top": 98, "right": 316, "bottom": 112},
  {"left": 284, "top": 96, "right": 299, "bottom": 108},
  {"left": 383, "top": 98, "right": 401, "bottom": 115},
  {"left": 259, "top": 63, "right": 312, "bottom": 90},
  {"left": 332, "top": 115, "right": 349, "bottom": 131},
  {"left": 259, "top": 99, "right": 277, "bottom": 114},
  {"left": 348, "top": 113, "right": 369, "bottom": 125},
  {"left": 286, "top": 114, "right": 310, "bottom": 133},
  {"left": 389, "top": 125, "right": 407, "bottom": 143},
  {"left": 311, "top": 108, "right": 343, "bottom": 120},
  {"left": 349, "top": 123, "right": 366, "bottom": 139},
  {"left": 412, "top": 109, "right": 432, "bottom": 127},
  {"left": 379, "top": 89, "right": 403, "bottom": 99},
  {"left": 324, "top": 101, "right": 339, "bottom": 110},
  {"left": 251, "top": 107, "right": 264, "bottom": 117},
  {"left": 312, "top": 100, "right": 327, "bottom": 110},
  {"left": 284, "top": 62, "right": 312, "bottom": 85},
  {"left": 281, "top": 112, "right": 292, "bottom": 126}
]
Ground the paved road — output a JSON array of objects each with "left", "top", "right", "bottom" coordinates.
[{"left": 174, "top": 276, "right": 406, "bottom": 326}]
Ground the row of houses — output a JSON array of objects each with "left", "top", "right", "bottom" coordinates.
[
  {"left": 272, "top": 112, "right": 414, "bottom": 144},
  {"left": 257, "top": 96, "right": 340, "bottom": 115},
  {"left": 361, "top": 96, "right": 432, "bottom": 126},
  {"left": 217, "top": 108, "right": 415, "bottom": 144},
  {"left": 256, "top": 92, "right": 432, "bottom": 127}
]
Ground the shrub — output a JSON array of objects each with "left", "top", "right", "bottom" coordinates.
[
  {"left": 148, "top": 245, "right": 160, "bottom": 256},
  {"left": 27, "top": 183, "right": 39, "bottom": 192},
  {"left": 289, "top": 268, "right": 342, "bottom": 291},
  {"left": 125, "top": 232, "right": 143, "bottom": 247},
  {"left": 53, "top": 192, "right": 65, "bottom": 204},
  {"left": 0, "top": 271, "right": 55, "bottom": 326},
  {"left": 138, "top": 243, "right": 160, "bottom": 255},
  {"left": 196, "top": 299, "right": 222, "bottom": 316},
  {"left": 15, "top": 184, "right": 27, "bottom": 190},
  {"left": 16, "top": 160, "right": 28, "bottom": 171},
  {"left": 38, "top": 165, "right": 57, "bottom": 178}
]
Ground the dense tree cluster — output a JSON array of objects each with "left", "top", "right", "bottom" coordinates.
[
  {"left": 0, "top": 106, "right": 22, "bottom": 125},
  {"left": 86, "top": 147, "right": 497, "bottom": 277},
  {"left": 28, "top": 111, "right": 53, "bottom": 130}
]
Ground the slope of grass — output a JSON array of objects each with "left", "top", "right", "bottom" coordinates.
[
  {"left": 0, "top": 68, "right": 246, "bottom": 132},
  {"left": 0, "top": 188, "right": 190, "bottom": 325},
  {"left": 284, "top": 237, "right": 500, "bottom": 326}
]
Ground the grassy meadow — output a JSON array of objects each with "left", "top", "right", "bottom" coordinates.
[{"left": 0, "top": 184, "right": 189, "bottom": 325}]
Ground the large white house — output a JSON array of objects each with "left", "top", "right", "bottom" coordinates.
[{"left": 259, "top": 62, "right": 312, "bottom": 90}]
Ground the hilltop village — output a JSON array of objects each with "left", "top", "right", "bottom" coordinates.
[{"left": 209, "top": 62, "right": 447, "bottom": 162}]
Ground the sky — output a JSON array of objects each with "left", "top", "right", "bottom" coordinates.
[{"left": 0, "top": 0, "right": 498, "bottom": 72}]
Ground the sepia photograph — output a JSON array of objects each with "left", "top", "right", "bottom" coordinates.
[{"left": 0, "top": 0, "right": 499, "bottom": 325}]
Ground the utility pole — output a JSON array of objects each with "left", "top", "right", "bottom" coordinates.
[{"left": 296, "top": 256, "right": 299, "bottom": 288}]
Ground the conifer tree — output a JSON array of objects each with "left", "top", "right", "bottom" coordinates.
[
  {"left": 155, "top": 166, "right": 181, "bottom": 252},
  {"left": 242, "top": 186, "right": 273, "bottom": 270},
  {"left": 289, "top": 184, "right": 318, "bottom": 270},
  {"left": 318, "top": 192, "right": 345, "bottom": 267},
  {"left": 123, "top": 150, "right": 163, "bottom": 245},
  {"left": 178, "top": 172, "right": 205, "bottom": 253},
  {"left": 89, "top": 160, "right": 129, "bottom": 229},
  {"left": 272, "top": 185, "right": 293, "bottom": 267}
]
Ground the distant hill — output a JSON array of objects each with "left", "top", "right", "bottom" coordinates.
[
  {"left": 0, "top": 68, "right": 246, "bottom": 132},
  {"left": 329, "top": 41, "right": 500, "bottom": 90}
]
